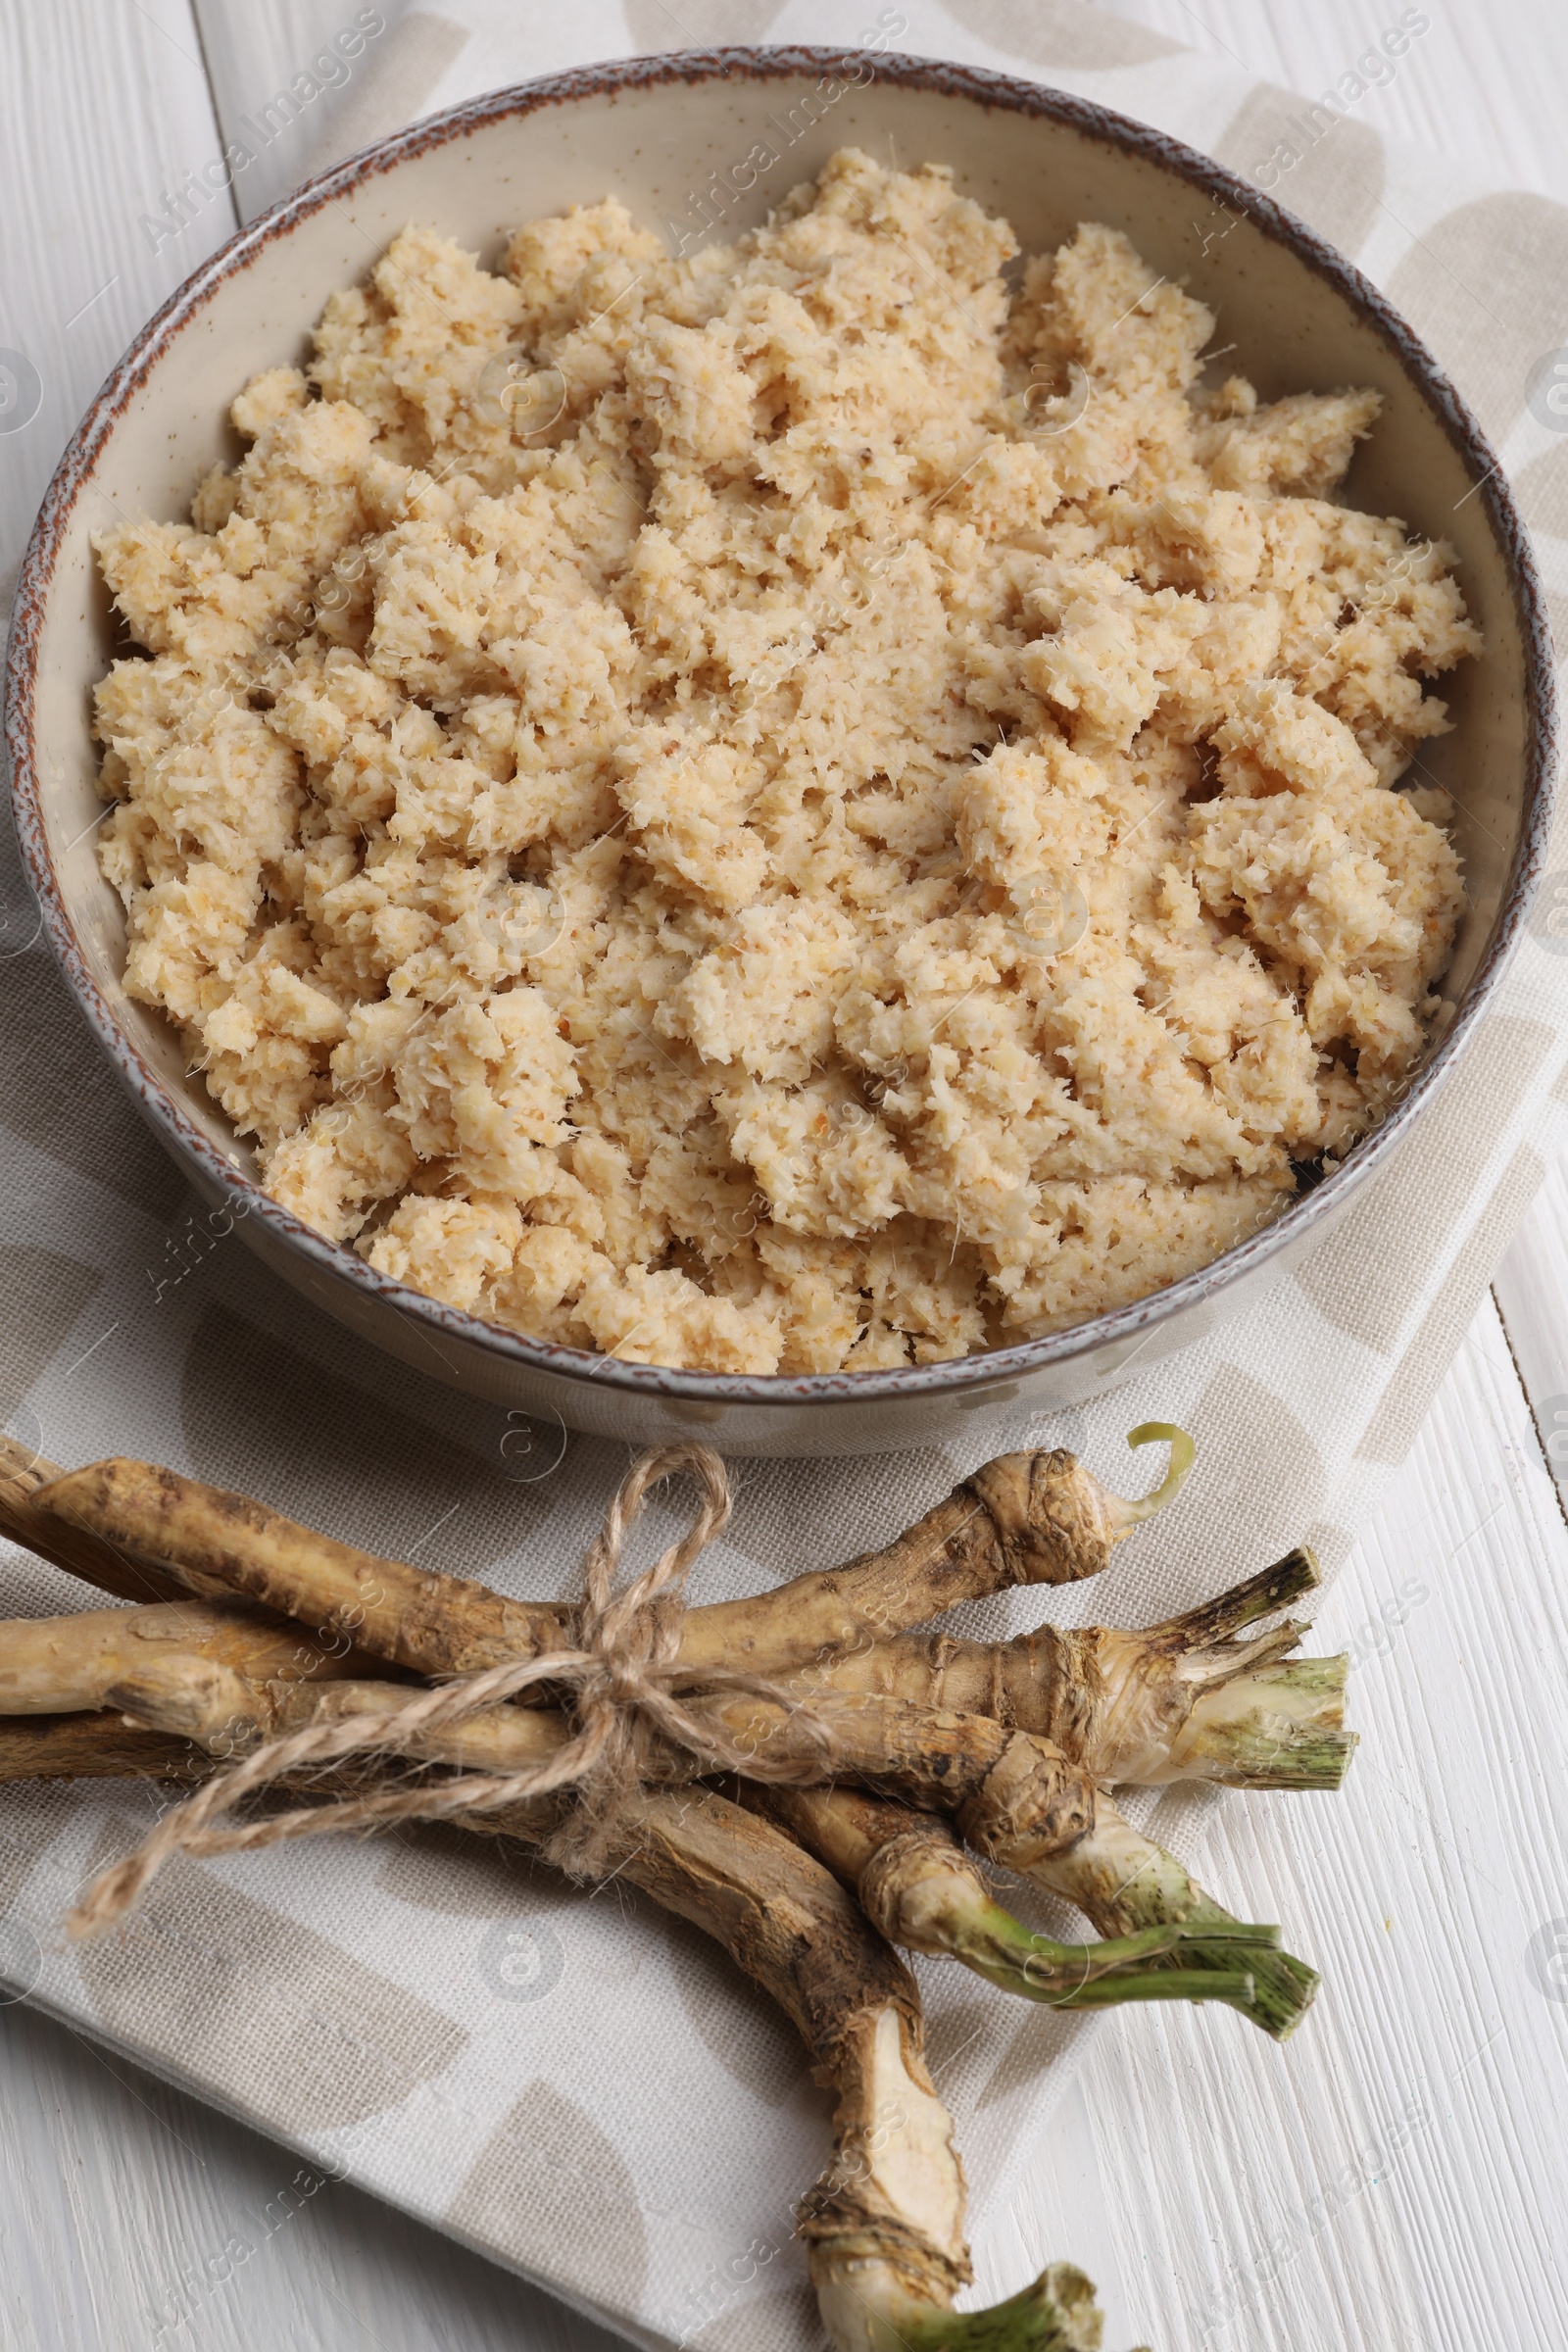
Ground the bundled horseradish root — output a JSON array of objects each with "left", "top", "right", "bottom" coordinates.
[
  {"left": 751, "top": 1783, "right": 1272, "bottom": 2018},
  {"left": 600, "top": 1787, "right": 1112, "bottom": 2352},
  {"left": 10, "top": 1423, "right": 1346, "bottom": 1796},
  {"left": 0, "top": 1696, "right": 1113, "bottom": 2345},
  {"left": 24, "top": 1424, "right": 1193, "bottom": 1671},
  {"left": 0, "top": 1425, "right": 1347, "bottom": 2345},
  {"left": 0, "top": 1556, "right": 1346, "bottom": 1796},
  {"left": 797, "top": 1544, "right": 1351, "bottom": 1792}
]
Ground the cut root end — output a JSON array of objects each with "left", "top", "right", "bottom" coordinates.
[
  {"left": 916, "top": 2263, "right": 1105, "bottom": 2352},
  {"left": 1178, "top": 1936, "right": 1319, "bottom": 2041},
  {"left": 1171, "top": 1656, "right": 1354, "bottom": 1790},
  {"left": 1085, "top": 1922, "right": 1312, "bottom": 2038}
]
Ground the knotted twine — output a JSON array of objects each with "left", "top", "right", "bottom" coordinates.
[{"left": 68, "top": 1444, "right": 840, "bottom": 1940}]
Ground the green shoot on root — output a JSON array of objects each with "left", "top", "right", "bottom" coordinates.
[{"left": 1109, "top": 1423, "right": 1196, "bottom": 1527}]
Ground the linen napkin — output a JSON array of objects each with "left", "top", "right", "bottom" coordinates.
[{"left": 5, "top": 6, "right": 1568, "bottom": 2347}]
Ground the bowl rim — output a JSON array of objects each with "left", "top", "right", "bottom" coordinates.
[{"left": 3, "top": 42, "right": 1557, "bottom": 1412}]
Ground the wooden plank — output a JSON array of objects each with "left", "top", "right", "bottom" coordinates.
[
  {"left": 0, "top": 1995, "right": 620, "bottom": 2352},
  {"left": 1031, "top": 1295, "right": 1568, "bottom": 2351},
  {"left": 0, "top": 0, "right": 236, "bottom": 613}
]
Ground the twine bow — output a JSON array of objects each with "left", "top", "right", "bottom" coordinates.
[{"left": 69, "top": 1444, "right": 839, "bottom": 1940}]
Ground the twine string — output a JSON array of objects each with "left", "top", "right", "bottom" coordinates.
[{"left": 68, "top": 1443, "right": 837, "bottom": 1940}]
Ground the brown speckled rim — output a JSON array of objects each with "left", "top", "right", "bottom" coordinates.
[{"left": 4, "top": 46, "right": 1558, "bottom": 1413}]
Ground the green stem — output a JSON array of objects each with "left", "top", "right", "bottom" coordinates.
[
  {"left": 1032, "top": 1800, "right": 1318, "bottom": 2040},
  {"left": 846, "top": 2261, "right": 1108, "bottom": 2352},
  {"left": 955, "top": 1900, "right": 1272, "bottom": 2017},
  {"left": 1146, "top": 1546, "right": 1321, "bottom": 1645},
  {"left": 1106, "top": 1422, "right": 1196, "bottom": 1528},
  {"left": 1153, "top": 1928, "right": 1317, "bottom": 2041}
]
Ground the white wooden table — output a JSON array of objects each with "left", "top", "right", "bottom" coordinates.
[{"left": 3, "top": 4, "right": 1567, "bottom": 2347}]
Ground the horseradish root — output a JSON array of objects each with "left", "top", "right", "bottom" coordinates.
[
  {"left": 0, "top": 1711, "right": 203, "bottom": 1784},
  {"left": 0, "top": 1432, "right": 191, "bottom": 1607},
  {"left": 803, "top": 1544, "right": 1350, "bottom": 1790},
  {"left": 758, "top": 1784, "right": 1264, "bottom": 2017},
  {"left": 1028, "top": 1791, "right": 1317, "bottom": 2041},
  {"left": 0, "top": 1600, "right": 365, "bottom": 1744},
  {"left": 596, "top": 1785, "right": 1104, "bottom": 2352},
  {"left": 30, "top": 1456, "right": 568, "bottom": 1674},
  {"left": 679, "top": 1427, "right": 1194, "bottom": 1671},
  {"left": 30, "top": 1427, "right": 1190, "bottom": 1682}
]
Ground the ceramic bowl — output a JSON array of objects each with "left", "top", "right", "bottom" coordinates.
[{"left": 4, "top": 48, "right": 1555, "bottom": 1455}]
